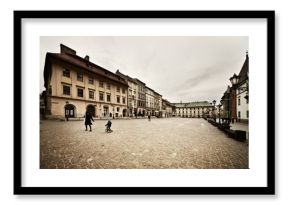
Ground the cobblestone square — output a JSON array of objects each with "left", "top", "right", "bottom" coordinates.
[{"left": 40, "top": 118, "right": 248, "bottom": 169}]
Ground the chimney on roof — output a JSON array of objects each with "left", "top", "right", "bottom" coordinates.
[
  {"left": 60, "top": 44, "right": 76, "bottom": 55},
  {"left": 84, "top": 55, "right": 90, "bottom": 61}
]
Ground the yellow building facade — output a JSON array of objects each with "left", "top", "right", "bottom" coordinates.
[{"left": 44, "top": 44, "right": 128, "bottom": 119}]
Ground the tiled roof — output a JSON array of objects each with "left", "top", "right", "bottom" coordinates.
[
  {"left": 46, "top": 52, "right": 128, "bottom": 87},
  {"left": 116, "top": 70, "right": 138, "bottom": 84},
  {"left": 238, "top": 54, "right": 249, "bottom": 85},
  {"left": 134, "top": 78, "right": 146, "bottom": 85},
  {"left": 173, "top": 101, "right": 213, "bottom": 108},
  {"left": 116, "top": 70, "right": 162, "bottom": 96}
]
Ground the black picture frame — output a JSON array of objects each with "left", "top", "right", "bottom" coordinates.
[{"left": 14, "top": 10, "right": 275, "bottom": 195}]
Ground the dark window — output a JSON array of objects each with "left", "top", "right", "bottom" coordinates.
[
  {"left": 88, "top": 76, "right": 94, "bottom": 84},
  {"left": 117, "top": 107, "right": 120, "bottom": 112},
  {"left": 122, "top": 88, "right": 125, "bottom": 94},
  {"left": 89, "top": 90, "right": 94, "bottom": 99},
  {"left": 63, "top": 85, "right": 70, "bottom": 95},
  {"left": 122, "top": 97, "right": 126, "bottom": 104},
  {"left": 77, "top": 73, "right": 83, "bottom": 81},
  {"left": 63, "top": 68, "right": 70, "bottom": 77},
  {"left": 106, "top": 83, "right": 111, "bottom": 90},
  {"left": 117, "top": 96, "right": 120, "bottom": 103},
  {"left": 77, "top": 88, "right": 84, "bottom": 97},
  {"left": 107, "top": 94, "right": 111, "bottom": 102},
  {"left": 117, "top": 87, "right": 120, "bottom": 92},
  {"left": 238, "top": 111, "right": 241, "bottom": 118},
  {"left": 99, "top": 92, "right": 104, "bottom": 101},
  {"left": 247, "top": 110, "right": 249, "bottom": 118},
  {"left": 238, "top": 96, "right": 241, "bottom": 105},
  {"left": 99, "top": 81, "right": 103, "bottom": 87}
]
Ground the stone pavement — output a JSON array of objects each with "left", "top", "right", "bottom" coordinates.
[{"left": 40, "top": 118, "right": 248, "bottom": 169}]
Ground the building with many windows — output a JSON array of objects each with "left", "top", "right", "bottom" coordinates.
[
  {"left": 115, "top": 71, "right": 147, "bottom": 117},
  {"left": 145, "top": 86, "right": 155, "bottom": 116},
  {"left": 174, "top": 101, "right": 214, "bottom": 118},
  {"left": 116, "top": 70, "right": 138, "bottom": 117},
  {"left": 154, "top": 91, "right": 162, "bottom": 117},
  {"left": 162, "top": 99, "right": 175, "bottom": 117},
  {"left": 133, "top": 78, "right": 146, "bottom": 116},
  {"left": 43, "top": 44, "right": 128, "bottom": 119}
]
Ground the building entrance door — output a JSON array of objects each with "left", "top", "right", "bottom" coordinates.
[
  {"left": 103, "top": 106, "right": 108, "bottom": 117},
  {"left": 86, "top": 105, "right": 95, "bottom": 117},
  {"left": 123, "top": 109, "right": 127, "bottom": 117},
  {"left": 65, "top": 104, "right": 75, "bottom": 118}
]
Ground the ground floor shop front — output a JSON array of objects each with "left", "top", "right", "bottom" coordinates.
[{"left": 45, "top": 97, "right": 128, "bottom": 119}]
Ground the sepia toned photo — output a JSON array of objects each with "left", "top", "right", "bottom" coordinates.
[{"left": 40, "top": 36, "right": 249, "bottom": 169}]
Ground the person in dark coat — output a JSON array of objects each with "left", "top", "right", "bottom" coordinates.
[{"left": 84, "top": 112, "right": 94, "bottom": 131}]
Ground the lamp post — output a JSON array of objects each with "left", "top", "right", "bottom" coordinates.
[
  {"left": 226, "top": 86, "right": 231, "bottom": 124},
  {"left": 218, "top": 103, "right": 222, "bottom": 124},
  {"left": 113, "top": 107, "right": 115, "bottom": 119},
  {"left": 229, "top": 73, "right": 240, "bottom": 123},
  {"left": 212, "top": 100, "right": 216, "bottom": 122}
]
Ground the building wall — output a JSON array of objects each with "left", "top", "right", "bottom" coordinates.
[
  {"left": 136, "top": 82, "right": 146, "bottom": 115},
  {"left": 175, "top": 107, "right": 213, "bottom": 117},
  {"left": 236, "top": 81, "right": 249, "bottom": 122},
  {"left": 49, "top": 97, "right": 127, "bottom": 118},
  {"left": 128, "top": 81, "right": 137, "bottom": 112},
  {"left": 145, "top": 87, "right": 155, "bottom": 115},
  {"left": 48, "top": 61, "right": 128, "bottom": 119}
]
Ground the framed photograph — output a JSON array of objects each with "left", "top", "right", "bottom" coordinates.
[{"left": 14, "top": 10, "right": 275, "bottom": 195}]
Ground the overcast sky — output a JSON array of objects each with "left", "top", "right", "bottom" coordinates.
[{"left": 40, "top": 36, "right": 248, "bottom": 103}]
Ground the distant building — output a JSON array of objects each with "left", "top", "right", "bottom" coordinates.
[
  {"left": 43, "top": 44, "right": 129, "bottom": 119},
  {"left": 162, "top": 99, "right": 174, "bottom": 117},
  {"left": 135, "top": 79, "right": 146, "bottom": 116},
  {"left": 153, "top": 91, "right": 162, "bottom": 117},
  {"left": 116, "top": 70, "right": 138, "bottom": 117},
  {"left": 173, "top": 101, "right": 214, "bottom": 118},
  {"left": 220, "top": 86, "right": 232, "bottom": 121},
  {"left": 145, "top": 86, "right": 155, "bottom": 116}
]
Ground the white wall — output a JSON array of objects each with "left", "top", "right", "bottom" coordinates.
[{"left": 236, "top": 82, "right": 249, "bottom": 120}]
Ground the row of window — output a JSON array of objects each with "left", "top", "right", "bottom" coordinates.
[
  {"left": 63, "top": 85, "right": 126, "bottom": 104},
  {"left": 238, "top": 110, "right": 249, "bottom": 118},
  {"left": 63, "top": 68, "right": 126, "bottom": 93},
  {"left": 178, "top": 111, "right": 204, "bottom": 113},
  {"left": 176, "top": 108, "right": 209, "bottom": 112},
  {"left": 138, "top": 101, "right": 146, "bottom": 107}
]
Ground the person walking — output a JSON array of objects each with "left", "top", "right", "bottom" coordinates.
[
  {"left": 148, "top": 114, "right": 151, "bottom": 122},
  {"left": 84, "top": 111, "right": 94, "bottom": 131}
]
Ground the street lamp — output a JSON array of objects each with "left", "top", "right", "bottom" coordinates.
[
  {"left": 226, "top": 85, "right": 231, "bottom": 124},
  {"left": 229, "top": 73, "right": 240, "bottom": 123},
  {"left": 212, "top": 100, "right": 216, "bottom": 121},
  {"left": 218, "top": 103, "right": 222, "bottom": 124},
  {"left": 229, "top": 73, "right": 239, "bottom": 87}
]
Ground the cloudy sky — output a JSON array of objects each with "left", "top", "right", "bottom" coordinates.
[{"left": 40, "top": 36, "right": 248, "bottom": 103}]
